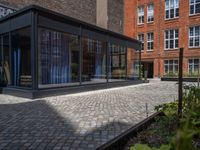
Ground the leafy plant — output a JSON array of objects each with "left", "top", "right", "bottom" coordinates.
[{"left": 131, "top": 85, "right": 200, "bottom": 150}]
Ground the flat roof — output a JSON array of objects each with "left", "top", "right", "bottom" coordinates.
[{"left": 0, "top": 5, "right": 141, "bottom": 49}]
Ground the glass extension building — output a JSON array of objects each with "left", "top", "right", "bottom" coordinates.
[{"left": 0, "top": 5, "right": 141, "bottom": 98}]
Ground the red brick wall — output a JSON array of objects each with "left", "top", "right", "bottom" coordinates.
[{"left": 124, "top": 0, "right": 200, "bottom": 77}]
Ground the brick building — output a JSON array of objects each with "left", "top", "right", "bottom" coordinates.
[
  {"left": 125, "top": 0, "right": 200, "bottom": 78},
  {"left": 0, "top": 0, "right": 124, "bottom": 34}
]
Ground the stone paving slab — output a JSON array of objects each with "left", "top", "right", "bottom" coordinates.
[{"left": 0, "top": 81, "right": 178, "bottom": 150}]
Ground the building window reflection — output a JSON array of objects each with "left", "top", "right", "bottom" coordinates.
[
  {"left": 82, "top": 38, "right": 107, "bottom": 84},
  {"left": 38, "top": 28, "right": 80, "bottom": 88},
  {"left": 109, "top": 43, "right": 127, "bottom": 81}
]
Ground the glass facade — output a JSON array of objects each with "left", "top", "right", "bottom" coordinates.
[
  {"left": 38, "top": 28, "right": 80, "bottom": 88},
  {"left": 38, "top": 29, "right": 138, "bottom": 88},
  {"left": 11, "top": 28, "right": 32, "bottom": 87},
  {"left": 82, "top": 38, "right": 107, "bottom": 84},
  {"left": 0, "top": 8, "right": 140, "bottom": 92}
]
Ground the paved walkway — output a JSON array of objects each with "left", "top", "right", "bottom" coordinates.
[{"left": 0, "top": 81, "right": 178, "bottom": 150}]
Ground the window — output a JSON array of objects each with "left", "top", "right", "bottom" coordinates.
[
  {"left": 188, "top": 59, "right": 200, "bottom": 75},
  {"left": 165, "top": 29, "right": 179, "bottom": 50},
  {"left": 138, "top": 34, "right": 144, "bottom": 50},
  {"left": 82, "top": 38, "right": 107, "bottom": 84},
  {"left": 147, "top": 32, "right": 154, "bottom": 50},
  {"left": 165, "top": 0, "right": 179, "bottom": 19},
  {"left": 164, "top": 60, "right": 179, "bottom": 75},
  {"left": 147, "top": 4, "right": 154, "bottom": 22},
  {"left": 11, "top": 28, "right": 32, "bottom": 87},
  {"left": 38, "top": 28, "right": 80, "bottom": 88},
  {"left": 109, "top": 44, "right": 127, "bottom": 81},
  {"left": 190, "top": 0, "right": 200, "bottom": 15},
  {"left": 189, "top": 26, "right": 200, "bottom": 48},
  {"left": 138, "top": 6, "right": 144, "bottom": 24}
]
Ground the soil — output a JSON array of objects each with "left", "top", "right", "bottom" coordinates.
[{"left": 122, "top": 115, "right": 200, "bottom": 150}]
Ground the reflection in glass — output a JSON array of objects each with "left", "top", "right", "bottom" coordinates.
[
  {"left": 108, "top": 43, "right": 127, "bottom": 82},
  {"left": 11, "top": 28, "right": 32, "bottom": 87},
  {"left": 82, "top": 38, "right": 107, "bottom": 84},
  {"left": 38, "top": 28, "right": 80, "bottom": 88},
  {"left": 131, "top": 48, "right": 140, "bottom": 79},
  {"left": 2, "top": 35, "right": 11, "bottom": 86}
]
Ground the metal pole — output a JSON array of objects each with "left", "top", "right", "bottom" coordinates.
[
  {"left": 178, "top": 48, "right": 184, "bottom": 119},
  {"left": 139, "top": 49, "right": 142, "bottom": 79}
]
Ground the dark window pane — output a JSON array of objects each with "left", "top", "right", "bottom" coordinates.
[
  {"left": 196, "top": 3, "right": 200, "bottom": 13},
  {"left": 166, "top": 41, "right": 169, "bottom": 49},
  {"left": 148, "top": 43, "right": 150, "bottom": 50},
  {"left": 175, "top": 39, "right": 179, "bottom": 48},
  {"left": 165, "top": 31, "right": 169, "bottom": 39},
  {"left": 195, "top": 37, "right": 200, "bottom": 46},
  {"left": 170, "top": 40, "right": 174, "bottom": 48},
  {"left": 151, "top": 42, "right": 154, "bottom": 49},
  {"left": 176, "top": 8, "right": 179, "bottom": 17},
  {"left": 190, "top": 38, "right": 194, "bottom": 47},
  {"left": 170, "top": 9, "right": 174, "bottom": 18},
  {"left": 11, "top": 28, "right": 31, "bottom": 87},
  {"left": 166, "top": 10, "right": 169, "bottom": 18},
  {"left": 170, "top": 30, "right": 174, "bottom": 38},
  {"left": 141, "top": 43, "right": 144, "bottom": 50},
  {"left": 190, "top": 5, "right": 194, "bottom": 14},
  {"left": 190, "top": 27, "right": 194, "bottom": 36}
]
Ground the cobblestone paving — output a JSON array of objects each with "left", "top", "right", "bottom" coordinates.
[{"left": 0, "top": 81, "right": 178, "bottom": 150}]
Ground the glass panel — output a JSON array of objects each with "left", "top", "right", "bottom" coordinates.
[
  {"left": 190, "top": 5, "right": 195, "bottom": 14},
  {"left": 11, "top": 28, "right": 31, "bottom": 87},
  {"left": 196, "top": 3, "right": 200, "bottom": 13},
  {"left": 165, "top": 65, "right": 169, "bottom": 74},
  {"left": 166, "top": 0, "right": 170, "bottom": 9},
  {"left": 2, "top": 35, "right": 10, "bottom": 86},
  {"left": 109, "top": 43, "right": 127, "bottom": 82},
  {"left": 190, "top": 27, "right": 194, "bottom": 36},
  {"left": 82, "top": 38, "right": 107, "bottom": 84},
  {"left": 38, "top": 28, "right": 80, "bottom": 88},
  {"left": 175, "top": 39, "right": 179, "bottom": 48},
  {"left": 166, "top": 10, "right": 169, "bottom": 18},
  {"left": 190, "top": 38, "right": 194, "bottom": 47},
  {"left": 128, "top": 47, "right": 139, "bottom": 79},
  {"left": 170, "top": 40, "right": 174, "bottom": 48},
  {"left": 165, "top": 41, "right": 169, "bottom": 49}
]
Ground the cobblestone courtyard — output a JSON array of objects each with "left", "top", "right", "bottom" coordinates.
[{"left": 0, "top": 81, "right": 178, "bottom": 150}]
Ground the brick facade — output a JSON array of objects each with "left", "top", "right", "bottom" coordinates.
[
  {"left": 0, "top": 0, "right": 124, "bottom": 34},
  {"left": 125, "top": 0, "right": 200, "bottom": 78}
]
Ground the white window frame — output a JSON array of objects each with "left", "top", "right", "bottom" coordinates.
[
  {"left": 147, "top": 4, "right": 154, "bottom": 23},
  {"left": 164, "top": 29, "right": 179, "bottom": 50},
  {"left": 138, "top": 33, "right": 144, "bottom": 51},
  {"left": 147, "top": 32, "right": 154, "bottom": 51},
  {"left": 165, "top": 0, "right": 179, "bottom": 20},
  {"left": 164, "top": 59, "right": 179, "bottom": 75},
  {"left": 190, "top": 0, "right": 200, "bottom": 15},
  {"left": 189, "top": 26, "right": 200, "bottom": 48},
  {"left": 138, "top": 6, "right": 144, "bottom": 25}
]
